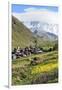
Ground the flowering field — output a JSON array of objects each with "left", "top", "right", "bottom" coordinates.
[
  {"left": 12, "top": 51, "right": 58, "bottom": 85},
  {"left": 31, "top": 63, "right": 58, "bottom": 74}
]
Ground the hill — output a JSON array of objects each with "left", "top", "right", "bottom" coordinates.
[
  {"left": 33, "top": 29, "right": 57, "bottom": 41},
  {"left": 12, "top": 16, "right": 34, "bottom": 49},
  {"left": 12, "top": 16, "right": 58, "bottom": 49}
]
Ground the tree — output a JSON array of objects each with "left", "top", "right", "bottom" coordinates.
[
  {"left": 53, "top": 43, "right": 58, "bottom": 50},
  {"left": 34, "top": 39, "right": 37, "bottom": 48}
]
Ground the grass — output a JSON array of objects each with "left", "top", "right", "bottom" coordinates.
[
  {"left": 12, "top": 50, "right": 58, "bottom": 85},
  {"left": 12, "top": 16, "right": 34, "bottom": 49},
  {"left": 31, "top": 63, "right": 58, "bottom": 74}
]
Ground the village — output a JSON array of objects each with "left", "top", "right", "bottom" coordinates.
[{"left": 12, "top": 46, "right": 43, "bottom": 59}]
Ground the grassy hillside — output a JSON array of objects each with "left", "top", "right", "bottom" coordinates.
[
  {"left": 12, "top": 51, "right": 58, "bottom": 85},
  {"left": 12, "top": 16, "right": 34, "bottom": 49}
]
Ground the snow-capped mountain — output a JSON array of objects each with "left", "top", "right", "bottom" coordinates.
[
  {"left": 23, "top": 21, "right": 58, "bottom": 41},
  {"left": 23, "top": 21, "right": 58, "bottom": 36}
]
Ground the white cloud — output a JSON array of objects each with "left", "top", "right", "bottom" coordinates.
[
  {"left": 24, "top": 7, "right": 49, "bottom": 12},
  {"left": 24, "top": 7, "right": 38, "bottom": 12},
  {"left": 12, "top": 7, "right": 58, "bottom": 35},
  {"left": 13, "top": 8, "right": 58, "bottom": 23}
]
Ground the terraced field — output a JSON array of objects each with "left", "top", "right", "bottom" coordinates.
[{"left": 12, "top": 50, "right": 58, "bottom": 85}]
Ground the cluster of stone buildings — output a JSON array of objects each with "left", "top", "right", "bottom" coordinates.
[{"left": 12, "top": 46, "right": 43, "bottom": 59}]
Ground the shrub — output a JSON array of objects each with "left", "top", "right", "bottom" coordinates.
[
  {"left": 30, "top": 57, "right": 43, "bottom": 65},
  {"left": 31, "top": 73, "right": 48, "bottom": 84},
  {"left": 31, "top": 69, "right": 58, "bottom": 84}
]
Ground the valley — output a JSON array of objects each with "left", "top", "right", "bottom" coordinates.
[{"left": 12, "top": 16, "right": 58, "bottom": 85}]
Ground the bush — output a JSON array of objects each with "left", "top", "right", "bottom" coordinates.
[
  {"left": 31, "top": 73, "right": 48, "bottom": 84},
  {"left": 31, "top": 69, "right": 58, "bottom": 84},
  {"left": 30, "top": 57, "right": 43, "bottom": 65},
  {"left": 53, "top": 43, "right": 58, "bottom": 50}
]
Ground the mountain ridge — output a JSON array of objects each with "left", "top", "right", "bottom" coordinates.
[
  {"left": 12, "top": 16, "right": 34, "bottom": 49},
  {"left": 12, "top": 16, "right": 57, "bottom": 49}
]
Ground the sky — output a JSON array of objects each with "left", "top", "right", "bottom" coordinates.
[
  {"left": 12, "top": 4, "right": 58, "bottom": 13},
  {"left": 12, "top": 4, "right": 58, "bottom": 35}
]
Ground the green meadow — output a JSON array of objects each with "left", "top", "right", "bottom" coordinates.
[{"left": 12, "top": 50, "right": 58, "bottom": 85}]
